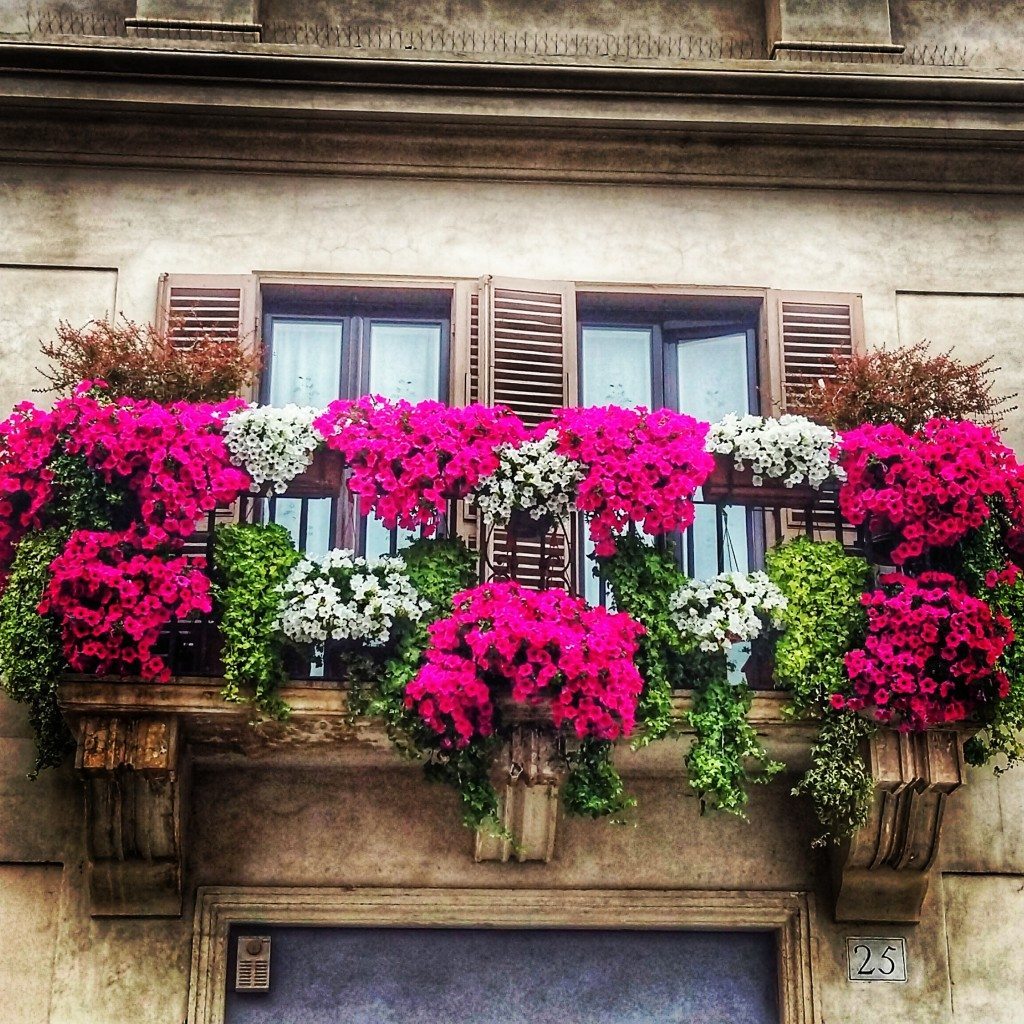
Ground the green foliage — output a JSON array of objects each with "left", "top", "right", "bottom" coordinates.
[
  {"left": 597, "top": 533, "right": 694, "bottom": 743},
  {"left": 795, "top": 711, "right": 875, "bottom": 845},
  {"left": 211, "top": 523, "right": 301, "bottom": 719},
  {"left": 766, "top": 538, "right": 874, "bottom": 840},
  {"left": 685, "top": 670, "right": 782, "bottom": 816},
  {"left": 957, "top": 511, "right": 1024, "bottom": 770},
  {"left": 343, "top": 538, "right": 500, "bottom": 826},
  {"left": 563, "top": 739, "right": 635, "bottom": 819},
  {"left": 398, "top": 537, "right": 477, "bottom": 617},
  {"left": 424, "top": 740, "right": 502, "bottom": 831},
  {"left": 600, "top": 533, "right": 781, "bottom": 815},
  {"left": 0, "top": 530, "right": 72, "bottom": 774},
  {"left": 766, "top": 538, "right": 871, "bottom": 717},
  {"left": 47, "top": 452, "right": 130, "bottom": 532}
]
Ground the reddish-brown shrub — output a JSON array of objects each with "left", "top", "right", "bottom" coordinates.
[
  {"left": 796, "top": 339, "right": 1015, "bottom": 433},
  {"left": 38, "top": 316, "right": 260, "bottom": 403}
]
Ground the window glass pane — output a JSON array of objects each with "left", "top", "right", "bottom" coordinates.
[
  {"left": 365, "top": 320, "right": 443, "bottom": 559},
  {"left": 677, "top": 333, "right": 751, "bottom": 584},
  {"left": 580, "top": 327, "right": 653, "bottom": 605},
  {"left": 368, "top": 321, "right": 442, "bottom": 403},
  {"left": 269, "top": 498, "right": 333, "bottom": 562},
  {"left": 580, "top": 327, "right": 653, "bottom": 408},
  {"left": 677, "top": 332, "right": 749, "bottom": 422},
  {"left": 268, "top": 320, "right": 343, "bottom": 407}
]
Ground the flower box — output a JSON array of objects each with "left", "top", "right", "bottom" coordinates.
[
  {"left": 280, "top": 448, "right": 345, "bottom": 498},
  {"left": 701, "top": 454, "right": 830, "bottom": 507}
]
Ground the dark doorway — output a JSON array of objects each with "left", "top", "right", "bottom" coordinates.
[{"left": 225, "top": 925, "right": 779, "bottom": 1024}]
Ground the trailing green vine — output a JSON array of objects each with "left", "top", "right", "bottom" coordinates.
[
  {"left": 564, "top": 738, "right": 635, "bottom": 819},
  {"left": 597, "top": 532, "right": 692, "bottom": 744},
  {"left": 0, "top": 529, "right": 72, "bottom": 774},
  {"left": 211, "top": 522, "right": 301, "bottom": 718},
  {"left": 957, "top": 509, "right": 1024, "bottom": 770},
  {"left": 795, "top": 712, "right": 875, "bottom": 846},
  {"left": 599, "top": 533, "right": 781, "bottom": 816},
  {"left": 685, "top": 665, "right": 782, "bottom": 815},
  {"left": 767, "top": 538, "right": 874, "bottom": 841}
]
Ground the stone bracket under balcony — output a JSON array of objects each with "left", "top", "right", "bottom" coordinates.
[
  {"left": 60, "top": 678, "right": 967, "bottom": 921},
  {"left": 831, "top": 728, "right": 966, "bottom": 924},
  {"left": 74, "top": 712, "right": 188, "bottom": 917}
]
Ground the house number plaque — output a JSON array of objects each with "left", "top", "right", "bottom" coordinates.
[{"left": 846, "top": 937, "right": 908, "bottom": 982}]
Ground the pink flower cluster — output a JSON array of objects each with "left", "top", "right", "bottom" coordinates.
[
  {"left": 839, "top": 419, "right": 1022, "bottom": 565},
  {"left": 54, "top": 389, "right": 250, "bottom": 548},
  {"left": 314, "top": 396, "right": 526, "bottom": 533},
  {"left": 550, "top": 406, "right": 714, "bottom": 556},
  {"left": 405, "top": 581, "right": 645, "bottom": 748},
  {"left": 39, "top": 528, "right": 213, "bottom": 682},
  {"left": 0, "top": 403, "right": 59, "bottom": 578},
  {"left": 833, "top": 571, "right": 1013, "bottom": 729}
]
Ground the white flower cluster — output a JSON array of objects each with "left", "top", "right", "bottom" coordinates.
[
  {"left": 223, "top": 404, "right": 323, "bottom": 493},
  {"left": 668, "top": 571, "right": 788, "bottom": 653},
  {"left": 474, "top": 430, "right": 585, "bottom": 525},
  {"left": 275, "top": 550, "right": 427, "bottom": 647},
  {"left": 706, "top": 414, "right": 845, "bottom": 489}
]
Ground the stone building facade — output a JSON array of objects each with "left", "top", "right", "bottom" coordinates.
[{"left": 1, "top": 1, "right": 1023, "bottom": 1021}]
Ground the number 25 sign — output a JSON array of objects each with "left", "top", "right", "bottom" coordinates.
[{"left": 846, "top": 937, "right": 908, "bottom": 983}]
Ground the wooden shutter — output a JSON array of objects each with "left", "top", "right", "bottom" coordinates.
[
  {"left": 155, "top": 273, "right": 258, "bottom": 349},
  {"left": 767, "top": 291, "right": 865, "bottom": 541},
  {"left": 453, "top": 277, "right": 578, "bottom": 588},
  {"left": 155, "top": 273, "right": 260, "bottom": 552},
  {"left": 766, "top": 291, "right": 865, "bottom": 415}
]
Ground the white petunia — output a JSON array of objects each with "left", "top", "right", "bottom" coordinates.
[
  {"left": 473, "top": 430, "right": 585, "bottom": 526},
  {"left": 223, "top": 404, "right": 324, "bottom": 493},
  {"left": 668, "top": 570, "right": 787, "bottom": 653},
  {"left": 706, "top": 413, "right": 844, "bottom": 490},
  {"left": 274, "top": 549, "right": 427, "bottom": 648}
]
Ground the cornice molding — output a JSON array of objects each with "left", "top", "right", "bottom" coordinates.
[{"left": 1, "top": 40, "right": 1022, "bottom": 192}]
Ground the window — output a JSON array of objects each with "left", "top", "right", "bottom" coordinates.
[
  {"left": 577, "top": 293, "right": 762, "bottom": 602},
  {"left": 260, "top": 285, "right": 451, "bottom": 557}
]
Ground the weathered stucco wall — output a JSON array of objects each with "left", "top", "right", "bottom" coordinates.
[{"left": 1, "top": 163, "right": 1024, "bottom": 1022}]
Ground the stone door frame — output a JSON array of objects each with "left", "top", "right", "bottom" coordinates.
[{"left": 187, "top": 886, "right": 815, "bottom": 1024}]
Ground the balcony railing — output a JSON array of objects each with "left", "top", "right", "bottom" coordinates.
[{"left": 157, "top": 487, "right": 850, "bottom": 686}]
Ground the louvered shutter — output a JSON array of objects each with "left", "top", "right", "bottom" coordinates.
[
  {"left": 155, "top": 273, "right": 258, "bottom": 350},
  {"left": 453, "top": 277, "right": 578, "bottom": 588},
  {"left": 155, "top": 273, "right": 259, "bottom": 582},
  {"left": 766, "top": 291, "right": 865, "bottom": 414},
  {"left": 767, "top": 291, "right": 865, "bottom": 539}
]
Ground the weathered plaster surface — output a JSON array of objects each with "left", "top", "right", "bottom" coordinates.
[
  {"left": 0, "top": 863, "right": 62, "bottom": 1024},
  {"left": 943, "top": 873, "right": 1024, "bottom": 1024},
  {"left": 0, "top": 104, "right": 1023, "bottom": 1023}
]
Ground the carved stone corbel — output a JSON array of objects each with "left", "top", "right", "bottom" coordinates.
[
  {"left": 75, "top": 714, "right": 187, "bottom": 917},
  {"left": 474, "top": 725, "right": 564, "bottom": 863},
  {"left": 832, "top": 728, "right": 964, "bottom": 923}
]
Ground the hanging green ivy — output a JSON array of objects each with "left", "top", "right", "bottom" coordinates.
[
  {"left": 0, "top": 529, "right": 72, "bottom": 774},
  {"left": 766, "top": 538, "right": 871, "bottom": 717},
  {"left": 956, "top": 509, "right": 1024, "bottom": 770},
  {"left": 597, "top": 532, "right": 693, "bottom": 744},
  {"left": 685, "top": 666, "right": 783, "bottom": 816},
  {"left": 598, "top": 533, "right": 780, "bottom": 816},
  {"left": 795, "top": 711, "right": 875, "bottom": 845},
  {"left": 564, "top": 738, "right": 635, "bottom": 819},
  {"left": 211, "top": 522, "right": 302, "bottom": 718},
  {"left": 766, "top": 537, "right": 874, "bottom": 841}
]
